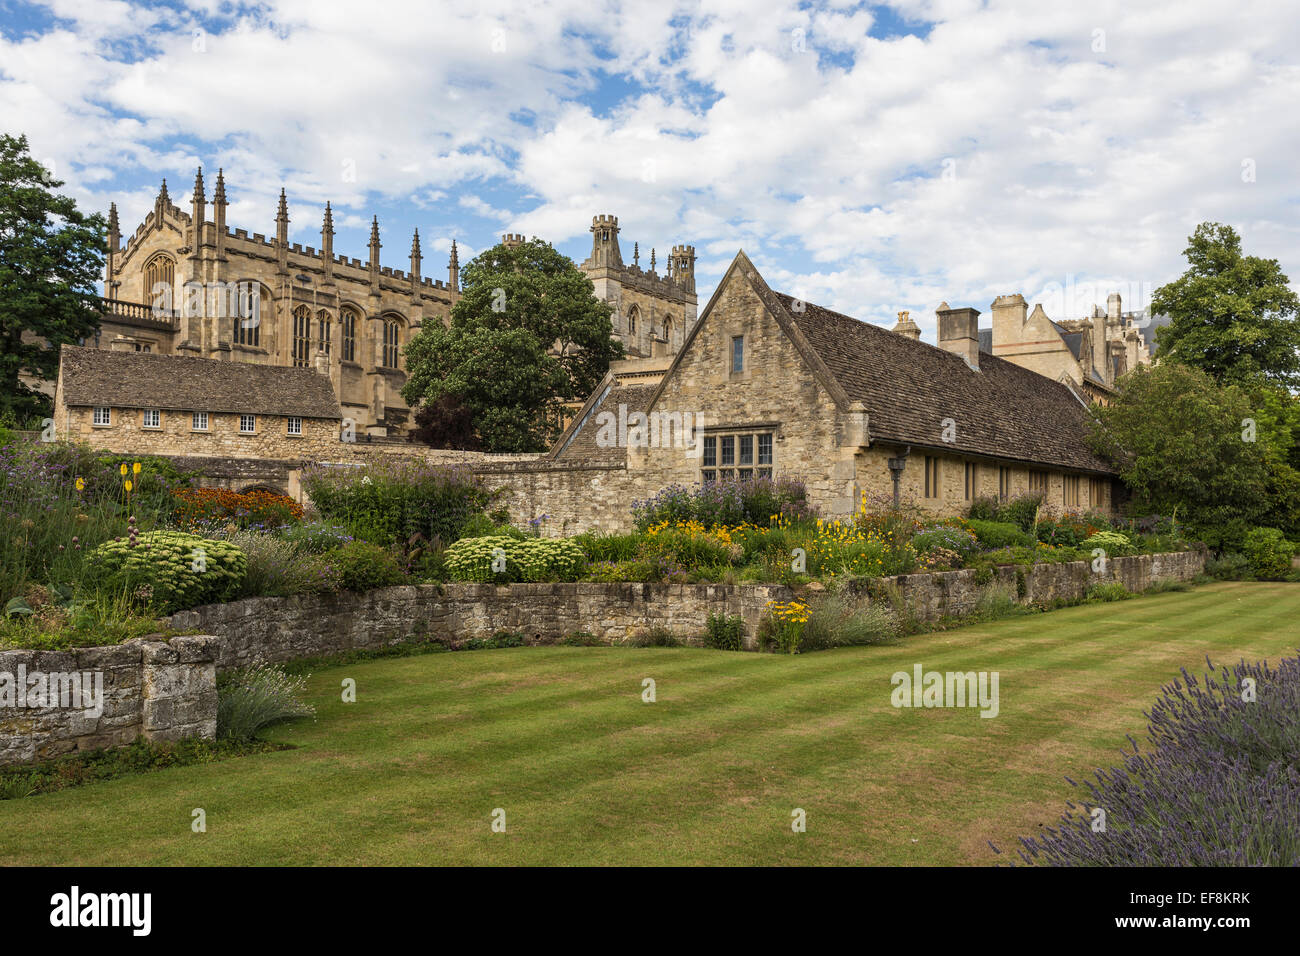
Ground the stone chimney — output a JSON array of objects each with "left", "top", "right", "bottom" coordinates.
[
  {"left": 936, "top": 304, "right": 981, "bottom": 370},
  {"left": 1092, "top": 293, "right": 1119, "bottom": 386},
  {"left": 892, "top": 309, "right": 921, "bottom": 341},
  {"left": 990, "top": 294, "right": 1026, "bottom": 354}
]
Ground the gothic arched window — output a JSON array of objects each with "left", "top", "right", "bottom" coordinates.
[
  {"left": 143, "top": 254, "right": 175, "bottom": 312},
  {"left": 292, "top": 305, "right": 311, "bottom": 367},
  {"left": 233, "top": 282, "right": 263, "bottom": 347},
  {"left": 627, "top": 305, "right": 639, "bottom": 336},
  {"left": 383, "top": 317, "right": 401, "bottom": 368},
  {"left": 318, "top": 310, "right": 332, "bottom": 358},
  {"left": 341, "top": 308, "right": 358, "bottom": 362}
]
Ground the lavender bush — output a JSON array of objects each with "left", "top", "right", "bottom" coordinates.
[{"left": 1000, "top": 652, "right": 1300, "bottom": 865}]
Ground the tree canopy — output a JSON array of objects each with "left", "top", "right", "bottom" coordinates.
[
  {"left": 1087, "top": 362, "right": 1300, "bottom": 548},
  {"left": 401, "top": 238, "right": 622, "bottom": 452},
  {"left": 1151, "top": 222, "right": 1300, "bottom": 386},
  {"left": 0, "top": 133, "right": 106, "bottom": 424}
]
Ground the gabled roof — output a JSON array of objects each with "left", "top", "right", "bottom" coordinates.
[
  {"left": 772, "top": 292, "right": 1113, "bottom": 474},
  {"left": 644, "top": 252, "right": 1114, "bottom": 475},
  {"left": 549, "top": 372, "right": 657, "bottom": 462},
  {"left": 58, "top": 346, "right": 343, "bottom": 419}
]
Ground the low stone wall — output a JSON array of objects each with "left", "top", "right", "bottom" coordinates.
[
  {"left": 846, "top": 550, "right": 1206, "bottom": 621},
  {"left": 169, "top": 582, "right": 790, "bottom": 669},
  {"left": 168, "top": 551, "right": 1205, "bottom": 670},
  {"left": 0, "top": 636, "right": 219, "bottom": 768},
  {"left": 1, "top": 551, "right": 1204, "bottom": 768}
]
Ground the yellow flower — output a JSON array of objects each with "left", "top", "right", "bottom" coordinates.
[
  {"left": 124, "top": 479, "right": 133, "bottom": 492},
  {"left": 119, "top": 463, "right": 128, "bottom": 476},
  {"left": 75, "top": 477, "right": 84, "bottom": 491},
  {"left": 132, "top": 462, "right": 142, "bottom": 475}
]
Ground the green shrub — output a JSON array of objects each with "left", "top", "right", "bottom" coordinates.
[
  {"left": 444, "top": 535, "right": 585, "bottom": 583},
  {"left": 559, "top": 631, "right": 603, "bottom": 646},
  {"left": 972, "top": 584, "right": 1023, "bottom": 621},
  {"left": 1205, "top": 551, "right": 1251, "bottom": 581},
  {"left": 324, "top": 540, "right": 406, "bottom": 591},
  {"left": 217, "top": 660, "right": 315, "bottom": 740},
  {"left": 966, "top": 496, "right": 999, "bottom": 521},
  {"left": 279, "top": 521, "right": 355, "bottom": 553},
  {"left": 1145, "top": 577, "right": 1193, "bottom": 594},
  {"left": 913, "top": 524, "right": 979, "bottom": 560},
  {"left": 632, "top": 626, "right": 680, "bottom": 647},
  {"left": 456, "top": 512, "right": 524, "bottom": 541},
  {"left": 632, "top": 477, "right": 816, "bottom": 530},
  {"left": 82, "top": 530, "right": 246, "bottom": 613},
  {"left": 1191, "top": 518, "right": 1252, "bottom": 555},
  {"left": 0, "top": 737, "right": 279, "bottom": 801},
  {"left": 0, "top": 442, "right": 191, "bottom": 600},
  {"left": 704, "top": 613, "right": 746, "bottom": 650},
  {"left": 995, "top": 493, "right": 1045, "bottom": 531},
  {"left": 1035, "top": 516, "right": 1092, "bottom": 548},
  {"left": 1082, "top": 530, "right": 1138, "bottom": 557},
  {"left": 461, "top": 630, "right": 526, "bottom": 650},
  {"left": 1242, "top": 527, "right": 1295, "bottom": 581},
  {"left": 0, "top": 591, "right": 172, "bottom": 651},
  {"left": 967, "top": 519, "right": 1031, "bottom": 549},
  {"left": 798, "top": 593, "right": 901, "bottom": 651},
  {"left": 302, "top": 459, "right": 495, "bottom": 546},
  {"left": 639, "top": 526, "right": 736, "bottom": 569},
  {"left": 573, "top": 531, "right": 642, "bottom": 563},
  {"left": 228, "top": 531, "right": 341, "bottom": 598},
  {"left": 1086, "top": 582, "right": 1133, "bottom": 603}
]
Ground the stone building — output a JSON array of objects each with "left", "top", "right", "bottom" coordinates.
[
  {"left": 53, "top": 345, "right": 343, "bottom": 464},
  {"left": 100, "top": 172, "right": 462, "bottom": 436},
  {"left": 552, "top": 251, "right": 1118, "bottom": 521},
  {"left": 970, "top": 293, "right": 1168, "bottom": 402},
  {"left": 95, "top": 170, "right": 689, "bottom": 435},
  {"left": 580, "top": 215, "right": 698, "bottom": 360}
]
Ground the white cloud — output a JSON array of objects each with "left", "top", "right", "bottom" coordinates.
[{"left": 2, "top": 0, "right": 1297, "bottom": 342}]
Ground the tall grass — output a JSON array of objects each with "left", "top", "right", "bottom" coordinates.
[
  {"left": 216, "top": 660, "right": 316, "bottom": 740},
  {"left": 0, "top": 440, "right": 184, "bottom": 600},
  {"left": 798, "top": 592, "right": 902, "bottom": 651}
]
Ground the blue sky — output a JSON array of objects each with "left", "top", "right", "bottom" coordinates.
[{"left": 2, "top": 0, "right": 1297, "bottom": 338}]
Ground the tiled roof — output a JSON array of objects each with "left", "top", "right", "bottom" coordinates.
[
  {"left": 551, "top": 379, "right": 657, "bottom": 462},
  {"left": 1130, "top": 310, "right": 1173, "bottom": 350},
  {"left": 58, "top": 346, "right": 342, "bottom": 419},
  {"left": 761, "top": 290, "right": 1113, "bottom": 474}
]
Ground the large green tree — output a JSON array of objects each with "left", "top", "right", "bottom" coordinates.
[
  {"left": 0, "top": 133, "right": 105, "bottom": 423},
  {"left": 402, "top": 237, "right": 623, "bottom": 452},
  {"left": 1151, "top": 222, "right": 1300, "bottom": 386},
  {"left": 1087, "top": 362, "right": 1300, "bottom": 547}
]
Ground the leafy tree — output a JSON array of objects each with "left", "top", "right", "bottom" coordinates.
[
  {"left": 0, "top": 133, "right": 106, "bottom": 422},
  {"left": 410, "top": 394, "right": 482, "bottom": 450},
  {"left": 402, "top": 238, "right": 622, "bottom": 452},
  {"left": 1151, "top": 222, "right": 1300, "bottom": 386},
  {"left": 1086, "top": 363, "right": 1297, "bottom": 547}
]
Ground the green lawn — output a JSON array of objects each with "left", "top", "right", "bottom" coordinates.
[{"left": 1, "top": 581, "right": 1296, "bottom": 866}]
